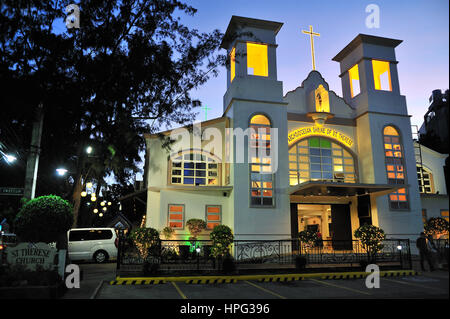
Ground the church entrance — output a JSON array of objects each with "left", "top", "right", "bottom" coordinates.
[{"left": 291, "top": 203, "right": 353, "bottom": 250}]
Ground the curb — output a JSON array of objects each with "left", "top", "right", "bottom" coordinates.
[{"left": 109, "top": 270, "right": 419, "bottom": 285}]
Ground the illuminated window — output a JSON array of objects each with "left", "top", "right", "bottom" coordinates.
[
  {"left": 383, "top": 126, "right": 409, "bottom": 209},
  {"left": 441, "top": 210, "right": 449, "bottom": 222},
  {"left": 250, "top": 114, "right": 273, "bottom": 206},
  {"left": 170, "top": 151, "right": 220, "bottom": 186},
  {"left": 348, "top": 64, "right": 360, "bottom": 98},
  {"left": 168, "top": 204, "right": 184, "bottom": 229},
  {"left": 422, "top": 209, "right": 427, "bottom": 226},
  {"left": 247, "top": 43, "right": 268, "bottom": 77},
  {"left": 230, "top": 47, "right": 236, "bottom": 82},
  {"left": 417, "top": 165, "right": 434, "bottom": 194},
  {"left": 372, "top": 60, "right": 391, "bottom": 91},
  {"left": 206, "top": 205, "right": 221, "bottom": 230},
  {"left": 289, "top": 137, "right": 356, "bottom": 185}
]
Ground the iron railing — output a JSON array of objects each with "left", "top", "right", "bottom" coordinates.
[{"left": 116, "top": 236, "right": 412, "bottom": 276}]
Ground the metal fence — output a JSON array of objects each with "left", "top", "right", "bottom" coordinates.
[{"left": 116, "top": 236, "right": 412, "bottom": 276}]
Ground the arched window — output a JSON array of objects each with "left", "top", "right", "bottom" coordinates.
[
  {"left": 417, "top": 165, "right": 434, "bottom": 194},
  {"left": 249, "top": 114, "right": 273, "bottom": 206},
  {"left": 383, "top": 126, "right": 409, "bottom": 209},
  {"left": 169, "top": 150, "right": 220, "bottom": 186},
  {"left": 289, "top": 137, "right": 357, "bottom": 185}
]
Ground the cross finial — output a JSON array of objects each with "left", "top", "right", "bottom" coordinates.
[
  {"left": 302, "top": 25, "right": 320, "bottom": 70},
  {"left": 201, "top": 104, "right": 211, "bottom": 121}
]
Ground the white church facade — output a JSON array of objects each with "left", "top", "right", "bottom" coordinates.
[{"left": 143, "top": 16, "right": 445, "bottom": 246}]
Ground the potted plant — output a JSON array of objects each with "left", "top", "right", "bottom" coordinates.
[
  {"left": 354, "top": 224, "right": 386, "bottom": 265},
  {"left": 186, "top": 219, "right": 207, "bottom": 253},
  {"left": 210, "top": 225, "right": 234, "bottom": 273}
]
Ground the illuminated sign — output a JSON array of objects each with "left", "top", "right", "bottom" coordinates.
[{"left": 288, "top": 126, "right": 354, "bottom": 148}]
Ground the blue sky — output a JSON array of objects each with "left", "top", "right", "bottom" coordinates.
[{"left": 181, "top": 0, "right": 449, "bottom": 128}]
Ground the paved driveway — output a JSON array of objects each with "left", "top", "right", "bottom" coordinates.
[{"left": 95, "top": 271, "right": 448, "bottom": 299}]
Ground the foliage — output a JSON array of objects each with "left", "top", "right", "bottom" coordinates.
[
  {"left": 14, "top": 195, "right": 73, "bottom": 243},
  {"left": 0, "top": 0, "right": 226, "bottom": 226},
  {"left": 162, "top": 226, "right": 175, "bottom": 240},
  {"left": 0, "top": 264, "right": 61, "bottom": 287},
  {"left": 186, "top": 219, "right": 207, "bottom": 239},
  {"left": 298, "top": 230, "right": 319, "bottom": 247},
  {"left": 210, "top": 225, "right": 234, "bottom": 258},
  {"left": 354, "top": 225, "right": 386, "bottom": 262},
  {"left": 424, "top": 217, "right": 449, "bottom": 238},
  {"left": 129, "top": 227, "right": 160, "bottom": 259}
]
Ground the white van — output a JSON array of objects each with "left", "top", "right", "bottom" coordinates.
[{"left": 68, "top": 228, "right": 118, "bottom": 263}]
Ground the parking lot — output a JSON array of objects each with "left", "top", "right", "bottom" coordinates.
[{"left": 96, "top": 272, "right": 449, "bottom": 299}]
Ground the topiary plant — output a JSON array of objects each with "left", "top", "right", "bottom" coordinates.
[
  {"left": 354, "top": 224, "right": 386, "bottom": 263},
  {"left": 14, "top": 195, "right": 73, "bottom": 244},
  {"left": 129, "top": 227, "right": 160, "bottom": 260},
  {"left": 186, "top": 218, "right": 207, "bottom": 240},
  {"left": 210, "top": 225, "right": 234, "bottom": 259}
]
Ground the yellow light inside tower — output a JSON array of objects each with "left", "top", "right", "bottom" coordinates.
[
  {"left": 348, "top": 64, "right": 360, "bottom": 97},
  {"left": 246, "top": 43, "right": 268, "bottom": 77},
  {"left": 230, "top": 47, "right": 236, "bottom": 82},
  {"left": 372, "top": 60, "right": 391, "bottom": 91}
]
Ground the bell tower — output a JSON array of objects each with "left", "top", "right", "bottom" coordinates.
[
  {"left": 332, "top": 34, "right": 423, "bottom": 240},
  {"left": 220, "top": 16, "right": 290, "bottom": 241}
]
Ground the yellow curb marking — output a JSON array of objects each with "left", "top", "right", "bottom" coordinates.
[
  {"left": 244, "top": 280, "right": 287, "bottom": 299},
  {"left": 112, "top": 270, "right": 417, "bottom": 285},
  {"left": 171, "top": 281, "right": 188, "bottom": 299},
  {"left": 309, "top": 278, "right": 372, "bottom": 296}
]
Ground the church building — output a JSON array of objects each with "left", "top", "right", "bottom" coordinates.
[{"left": 143, "top": 16, "right": 428, "bottom": 246}]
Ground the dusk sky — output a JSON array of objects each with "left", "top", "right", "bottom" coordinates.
[{"left": 180, "top": 0, "right": 449, "bottom": 128}]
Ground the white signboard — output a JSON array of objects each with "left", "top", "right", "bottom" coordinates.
[{"left": 6, "top": 242, "right": 57, "bottom": 271}]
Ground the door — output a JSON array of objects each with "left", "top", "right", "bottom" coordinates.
[
  {"left": 330, "top": 204, "right": 353, "bottom": 250},
  {"left": 68, "top": 230, "right": 92, "bottom": 260}
]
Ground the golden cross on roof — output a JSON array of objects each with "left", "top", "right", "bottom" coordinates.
[{"left": 302, "top": 25, "right": 320, "bottom": 70}]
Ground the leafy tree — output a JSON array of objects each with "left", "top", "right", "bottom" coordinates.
[
  {"left": 14, "top": 195, "right": 73, "bottom": 243},
  {"left": 354, "top": 225, "right": 386, "bottom": 263},
  {"left": 0, "top": 0, "right": 226, "bottom": 227}
]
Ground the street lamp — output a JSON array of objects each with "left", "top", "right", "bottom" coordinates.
[
  {"left": 86, "top": 146, "right": 93, "bottom": 154},
  {"left": 81, "top": 191, "right": 87, "bottom": 197},
  {"left": 56, "top": 168, "right": 68, "bottom": 176}
]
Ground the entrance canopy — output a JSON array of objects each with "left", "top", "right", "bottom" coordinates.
[{"left": 289, "top": 181, "right": 405, "bottom": 197}]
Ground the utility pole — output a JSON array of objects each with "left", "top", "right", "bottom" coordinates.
[{"left": 23, "top": 103, "right": 44, "bottom": 200}]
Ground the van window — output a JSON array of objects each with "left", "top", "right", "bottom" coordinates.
[
  {"left": 90, "top": 229, "right": 113, "bottom": 240},
  {"left": 69, "top": 230, "right": 91, "bottom": 241}
]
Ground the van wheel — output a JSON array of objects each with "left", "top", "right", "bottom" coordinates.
[{"left": 93, "top": 250, "right": 109, "bottom": 263}]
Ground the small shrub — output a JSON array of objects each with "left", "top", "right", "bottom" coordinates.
[
  {"left": 162, "top": 226, "right": 175, "bottom": 239},
  {"left": 129, "top": 227, "right": 160, "bottom": 259},
  {"left": 354, "top": 224, "right": 386, "bottom": 263},
  {"left": 210, "top": 225, "right": 234, "bottom": 259},
  {"left": 425, "top": 217, "right": 449, "bottom": 238},
  {"left": 298, "top": 230, "right": 319, "bottom": 248}
]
